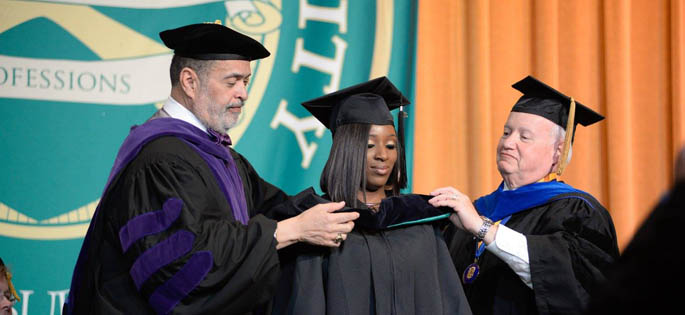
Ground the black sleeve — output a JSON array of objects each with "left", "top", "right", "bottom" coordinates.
[
  {"left": 230, "top": 149, "right": 289, "bottom": 219},
  {"left": 104, "top": 137, "right": 280, "bottom": 314},
  {"left": 526, "top": 196, "right": 619, "bottom": 314}
]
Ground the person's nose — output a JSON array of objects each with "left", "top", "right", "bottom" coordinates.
[
  {"left": 500, "top": 133, "right": 517, "bottom": 150},
  {"left": 0, "top": 295, "right": 11, "bottom": 308},
  {"left": 375, "top": 146, "right": 388, "bottom": 161},
  {"left": 235, "top": 81, "right": 248, "bottom": 102}
]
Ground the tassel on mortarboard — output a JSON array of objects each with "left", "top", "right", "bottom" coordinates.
[
  {"left": 398, "top": 104, "right": 408, "bottom": 189},
  {"left": 556, "top": 97, "right": 576, "bottom": 177}
]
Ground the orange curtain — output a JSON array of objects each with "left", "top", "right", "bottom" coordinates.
[{"left": 414, "top": 0, "right": 685, "bottom": 249}]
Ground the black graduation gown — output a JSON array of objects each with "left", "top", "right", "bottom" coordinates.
[
  {"left": 585, "top": 181, "right": 685, "bottom": 315},
  {"left": 271, "top": 194, "right": 473, "bottom": 315},
  {"left": 445, "top": 193, "right": 619, "bottom": 315},
  {"left": 72, "top": 136, "right": 288, "bottom": 314}
]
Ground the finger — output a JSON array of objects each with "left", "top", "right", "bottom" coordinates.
[
  {"left": 325, "top": 221, "right": 355, "bottom": 234},
  {"left": 429, "top": 194, "right": 453, "bottom": 202},
  {"left": 439, "top": 191, "right": 465, "bottom": 204},
  {"left": 329, "top": 211, "right": 360, "bottom": 223},
  {"left": 335, "top": 221, "right": 355, "bottom": 233},
  {"left": 429, "top": 195, "right": 451, "bottom": 204},
  {"left": 326, "top": 233, "right": 342, "bottom": 247},
  {"left": 430, "top": 186, "right": 457, "bottom": 195},
  {"left": 322, "top": 201, "right": 346, "bottom": 212},
  {"left": 333, "top": 232, "right": 345, "bottom": 245},
  {"left": 432, "top": 199, "right": 458, "bottom": 210},
  {"left": 430, "top": 200, "right": 446, "bottom": 207},
  {"left": 448, "top": 213, "right": 464, "bottom": 229},
  {"left": 440, "top": 194, "right": 455, "bottom": 200},
  {"left": 430, "top": 187, "right": 457, "bottom": 196},
  {"left": 429, "top": 202, "right": 446, "bottom": 208},
  {"left": 429, "top": 187, "right": 449, "bottom": 196},
  {"left": 311, "top": 201, "right": 344, "bottom": 214},
  {"left": 320, "top": 241, "right": 339, "bottom": 248}
]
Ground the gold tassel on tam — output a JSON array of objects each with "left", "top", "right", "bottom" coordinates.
[{"left": 556, "top": 97, "right": 576, "bottom": 177}]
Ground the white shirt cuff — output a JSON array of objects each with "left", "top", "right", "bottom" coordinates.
[{"left": 486, "top": 224, "right": 533, "bottom": 288}]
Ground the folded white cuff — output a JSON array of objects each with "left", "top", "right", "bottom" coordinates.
[{"left": 486, "top": 224, "right": 533, "bottom": 289}]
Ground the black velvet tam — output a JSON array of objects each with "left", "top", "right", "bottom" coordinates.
[{"left": 159, "top": 22, "right": 270, "bottom": 61}]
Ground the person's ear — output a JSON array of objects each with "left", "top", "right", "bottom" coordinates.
[
  {"left": 552, "top": 140, "right": 563, "bottom": 166},
  {"left": 179, "top": 67, "right": 200, "bottom": 99}
]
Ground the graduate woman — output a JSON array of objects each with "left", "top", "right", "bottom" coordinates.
[{"left": 270, "top": 77, "right": 472, "bottom": 315}]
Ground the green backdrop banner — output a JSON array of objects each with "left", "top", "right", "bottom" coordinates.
[{"left": 0, "top": 0, "right": 417, "bottom": 313}]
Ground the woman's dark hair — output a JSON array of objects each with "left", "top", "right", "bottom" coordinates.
[{"left": 320, "top": 123, "right": 405, "bottom": 207}]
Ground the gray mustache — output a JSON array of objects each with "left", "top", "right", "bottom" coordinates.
[{"left": 228, "top": 100, "right": 244, "bottom": 108}]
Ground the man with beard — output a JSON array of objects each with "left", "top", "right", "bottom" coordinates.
[{"left": 64, "top": 22, "right": 358, "bottom": 314}]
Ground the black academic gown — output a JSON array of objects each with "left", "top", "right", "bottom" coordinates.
[
  {"left": 271, "top": 194, "right": 473, "bottom": 315},
  {"left": 72, "top": 136, "right": 288, "bottom": 314},
  {"left": 445, "top": 193, "right": 619, "bottom": 315}
]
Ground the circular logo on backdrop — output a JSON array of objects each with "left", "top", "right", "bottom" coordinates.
[
  {"left": 0, "top": 0, "right": 395, "bottom": 240},
  {"left": 0, "top": 0, "right": 286, "bottom": 240}
]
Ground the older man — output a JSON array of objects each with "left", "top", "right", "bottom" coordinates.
[
  {"left": 65, "top": 23, "right": 358, "bottom": 314},
  {"left": 430, "top": 76, "right": 619, "bottom": 315}
]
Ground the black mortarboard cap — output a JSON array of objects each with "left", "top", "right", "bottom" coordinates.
[
  {"left": 159, "top": 22, "right": 270, "bottom": 61},
  {"left": 511, "top": 75, "right": 604, "bottom": 140},
  {"left": 303, "top": 76, "right": 411, "bottom": 189},
  {"left": 301, "top": 76, "right": 410, "bottom": 133}
]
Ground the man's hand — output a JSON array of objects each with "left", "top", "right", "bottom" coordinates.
[
  {"left": 429, "top": 186, "right": 498, "bottom": 244},
  {"left": 275, "top": 201, "right": 359, "bottom": 249}
]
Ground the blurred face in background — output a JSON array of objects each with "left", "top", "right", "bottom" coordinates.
[{"left": 0, "top": 275, "right": 14, "bottom": 315}]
